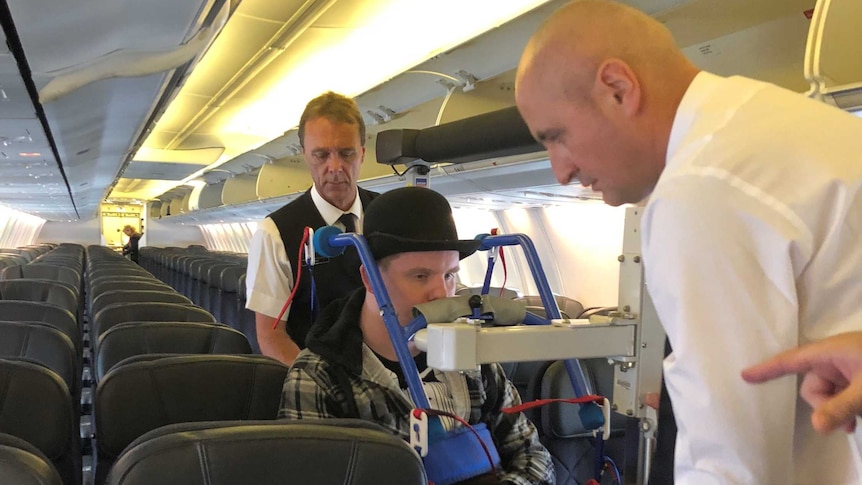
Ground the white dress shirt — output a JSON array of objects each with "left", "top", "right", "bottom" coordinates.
[
  {"left": 245, "top": 185, "right": 364, "bottom": 320},
  {"left": 642, "top": 71, "right": 862, "bottom": 484}
]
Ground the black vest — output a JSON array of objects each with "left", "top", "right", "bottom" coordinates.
[
  {"left": 649, "top": 338, "right": 677, "bottom": 484},
  {"left": 267, "top": 187, "right": 379, "bottom": 349}
]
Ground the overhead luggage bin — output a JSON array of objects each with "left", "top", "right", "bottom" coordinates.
[
  {"left": 256, "top": 160, "right": 312, "bottom": 199},
  {"left": 197, "top": 181, "right": 226, "bottom": 210},
  {"left": 222, "top": 173, "right": 258, "bottom": 205},
  {"left": 804, "top": 0, "right": 862, "bottom": 112}
]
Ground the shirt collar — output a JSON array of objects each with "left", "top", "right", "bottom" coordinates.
[
  {"left": 666, "top": 71, "right": 724, "bottom": 169},
  {"left": 310, "top": 184, "right": 363, "bottom": 226}
]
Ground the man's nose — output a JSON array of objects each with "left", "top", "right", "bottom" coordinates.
[
  {"left": 325, "top": 155, "right": 346, "bottom": 172},
  {"left": 550, "top": 156, "right": 577, "bottom": 185},
  {"left": 427, "top": 277, "right": 450, "bottom": 301}
]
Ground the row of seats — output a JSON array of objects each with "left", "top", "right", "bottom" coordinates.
[
  {"left": 1, "top": 419, "right": 426, "bottom": 485},
  {"left": 139, "top": 246, "right": 258, "bottom": 352},
  {"left": 1, "top": 241, "right": 628, "bottom": 484},
  {"left": 0, "top": 244, "right": 87, "bottom": 485},
  {"left": 82, "top": 246, "right": 290, "bottom": 484}
]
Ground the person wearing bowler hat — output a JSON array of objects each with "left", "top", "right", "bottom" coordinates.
[{"left": 278, "top": 186, "right": 553, "bottom": 485}]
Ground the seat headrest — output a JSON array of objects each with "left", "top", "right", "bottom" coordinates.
[
  {"left": 107, "top": 420, "right": 426, "bottom": 485},
  {"left": 96, "top": 355, "right": 289, "bottom": 458},
  {"left": 0, "top": 433, "right": 63, "bottom": 485}
]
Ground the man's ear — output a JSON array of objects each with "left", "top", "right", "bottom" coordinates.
[
  {"left": 596, "top": 58, "right": 641, "bottom": 116},
  {"left": 360, "top": 264, "right": 374, "bottom": 295}
]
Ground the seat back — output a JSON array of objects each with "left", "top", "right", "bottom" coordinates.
[
  {"left": 95, "top": 354, "right": 289, "bottom": 474},
  {"left": 106, "top": 420, "right": 426, "bottom": 485},
  {"left": 538, "top": 359, "right": 627, "bottom": 485},
  {"left": 90, "top": 290, "right": 192, "bottom": 320},
  {"left": 456, "top": 286, "right": 520, "bottom": 299},
  {"left": 92, "top": 302, "right": 215, "bottom": 343},
  {"left": 518, "top": 295, "right": 584, "bottom": 319},
  {"left": 0, "top": 302, "right": 79, "bottom": 353},
  {"left": 0, "top": 321, "right": 78, "bottom": 398},
  {"left": 95, "top": 322, "right": 252, "bottom": 381},
  {"left": 0, "top": 279, "right": 78, "bottom": 315},
  {"left": 0, "top": 433, "right": 63, "bottom": 485},
  {"left": 0, "top": 360, "right": 79, "bottom": 485},
  {"left": 1, "top": 265, "right": 80, "bottom": 295}
]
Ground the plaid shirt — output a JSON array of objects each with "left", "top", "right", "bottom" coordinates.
[{"left": 278, "top": 289, "right": 554, "bottom": 485}]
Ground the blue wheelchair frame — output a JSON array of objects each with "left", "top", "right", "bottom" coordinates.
[{"left": 320, "top": 231, "right": 605, "bottom": 483}]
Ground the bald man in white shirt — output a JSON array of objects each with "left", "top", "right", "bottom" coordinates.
[{"left": 515, "top": 1, "right": 862, "bottom": 483}]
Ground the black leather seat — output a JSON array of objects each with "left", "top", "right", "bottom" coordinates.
[
  {"left": 0, "top": 359, "right": 79, "bottom": 485},
  {"left": 90, "top": 290, "right": 192, "bottom": 321},
  {"left": 91, "top": 302, "right": 215, "bottom": 347},
  {"left": 0, "top": 279, "right": 79, "bottom": 317},
  {"left": 1, "top": 265, "right": 81, "bottom": 298},
  {"left": 456, "top": 286, "right": 521, "bottom": 299},
  {"left": 203, "top": 263, "right": 242, "bottom": 321},
  {"left": 0, "top": 433, "right": 63, "bottom": 485},
  {"left": 95, "top": 322, "right": 252, "bottom": 381},
  {"left": 536, "top": 359, "right": 627, "bottom": 485},
  {"left": 94, "top": 354, "right": 289, "bottom": 484},
  {"left": 0, "top": 321, "right": 78, "bottom": 400},
  {"left": 517, "top": 295, "right": 585, "bottom": 319},
  {"left": 0, "top": 302, "right": 80, "bottom": 356},
  {"left": 87, "top": 280, "right": 173, "bottom": 311},
  {"left": 235, "top": 273, "right": 259, "bottom": 353},
  {"left": 106, "top": 420, "right": 426, "bottom": 485}
]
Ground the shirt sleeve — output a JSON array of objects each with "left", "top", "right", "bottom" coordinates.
[
  {"left": 642, "top": 175, "right": 807, "bottom": 484},
  {"left": 484, "top": 364, "right": 555, "bottom": 485},
  {"left": 245, "top": 217, "right": 294, "bottom": 320},
  {"left": 278, "top": 355, "right": 345, "bottom": 420}
]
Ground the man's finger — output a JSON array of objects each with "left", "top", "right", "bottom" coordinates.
[
  {"left": 741, "top": 345, "right": 827, "bottom": 383},
  {"left": 811, "top": 380, "right": 862, "bottom": 434}
]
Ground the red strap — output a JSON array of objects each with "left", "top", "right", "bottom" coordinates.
[
  {"left": 497, "top": 246, "right": 507, "bottom": 297},
  {"left": 501, "top": 395, "right": 605, "bottom": 414},
  {"left": 489, "top": 228, "right": 508, "bottom": 296},
  {"left": 273, "top": 226, "right": 311, "bottom": 329}
]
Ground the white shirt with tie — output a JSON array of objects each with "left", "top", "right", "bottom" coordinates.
[{"left": 245, "top": 185, "right": 364, "bottom": 321}]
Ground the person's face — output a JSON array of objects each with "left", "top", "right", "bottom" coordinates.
[
  {"left": 379, "top": 251, "right": 460, "bottom": 326},
  {"left": 303, "top": 117, "right": 365, "bottom": 211},
  {"left": 123, "top": 227, "right": 131, "bottom": 236},
  {"left": 516, "top": 71, "right": 656, "bottom": 206}
]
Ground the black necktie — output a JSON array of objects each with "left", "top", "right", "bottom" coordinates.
[{"left": 338, "top": 213, "right": 356, "bottom": 233}]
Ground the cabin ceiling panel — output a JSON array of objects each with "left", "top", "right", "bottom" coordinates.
[
  {"left": 240, "top": 0, "right": 308, "bottom": 23},
  {"left": 121, "top": 161, "right": 209, "bottom": 181},
  {"left": 657, "top": 0, "right": 815, "bottom": 48},
  {"left": 111, "top": 179, "right": 182, "bottom": 202},
  {"left": 7, "top": 0, "right": 206, "bottom": 73},
  {"left": 41, "top": 72, "right": 171, "bottom": 217},
  {"left": 0, "top": 74, "right": 36, "bottom": 119},
  {"left": 0, "top": 119, "right": 48, "bottom": 147},
  {"left": 179, "top": 15, "right": 282, "bottom": 98},
  {"left": 2, "top": 0, "right": 221, "bottom": 220},
  {"left": 683, "top": 12, "right": 810, "bottom": 92},
  {"left": 151, "top": 92, "right": 212, "bottom": 134}
]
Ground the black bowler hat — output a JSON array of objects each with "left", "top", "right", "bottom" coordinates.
[{"left": 363, "top": 187, "right": 480, "bottom": 261}]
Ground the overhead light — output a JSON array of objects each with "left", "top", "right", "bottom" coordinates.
[
  {"left": 222, "top": 0, "right": 553, "bottom": 141},
  {"left": 18, "top": 152, "right": 41, "bottom": 157}
]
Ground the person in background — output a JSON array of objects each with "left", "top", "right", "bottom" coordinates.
[
  {"left": 245, "top": 91, "right": 379, "bottom": 366},
  {"left": 515, "top": 0, "right": 862, "bottom": 483},
  {"left": 743, "top": 331, "right": 862, "bottom": 435},
  {"left": 279, "top": 187, "right": 554, "bottom": 485},
  {"left": 121, "top": 224, "right": 142, "bottom": 264}
]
